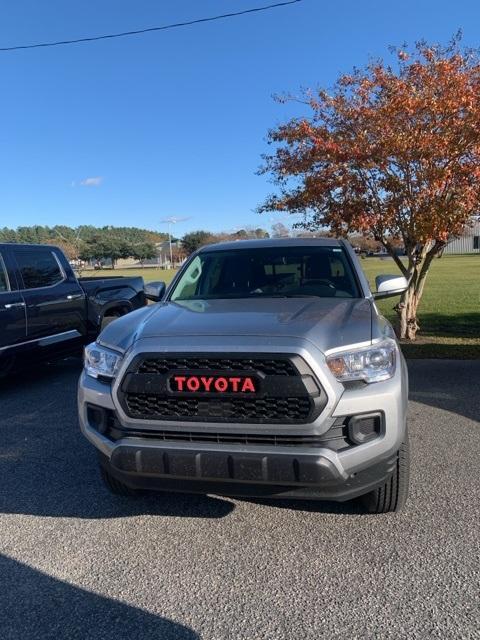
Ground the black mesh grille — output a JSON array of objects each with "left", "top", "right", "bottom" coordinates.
[
  {"left": 119, "top": 353, "right": 326, "bottom": 425},
  {"left": 125, "top": 393, "right": 312, "bottom": 423},
  {"left": 137, "top": 356, "right": 297, "bottom": 377}
]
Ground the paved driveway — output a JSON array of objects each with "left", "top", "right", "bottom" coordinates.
[{"left": 0, "top": 359, "right": 479, "bottom": 639}]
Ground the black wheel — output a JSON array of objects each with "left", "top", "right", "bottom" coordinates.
[
  {"left": 0, "top": 354, "right": 16, "bottom": 379},
  {"left": 361, "top": 431, "right": 410, "bottom": 514},
  {"left": 99, "top": 463, "right": 138, "bottom": 496}
]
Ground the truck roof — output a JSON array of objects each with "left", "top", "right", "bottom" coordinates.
[
  {"left": 198, "top": 237, "right": 345, "bottom": 252},
  {"left": 0, "top": 242, "right": 62, "bottom": 250}
]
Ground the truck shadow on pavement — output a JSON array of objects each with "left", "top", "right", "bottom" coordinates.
[
  {"left": 0, "top": 359, "right": 234, "bottom": 520},
  {"left": 0, "top": 554, "right": 199, "bottom": 640},
  {"left": 238, "top": 497, "right": 365, "bottom": 515}
]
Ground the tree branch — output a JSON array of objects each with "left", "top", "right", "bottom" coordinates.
[{"left": 378, "top": 237, "right": 410, "bottom": 277}]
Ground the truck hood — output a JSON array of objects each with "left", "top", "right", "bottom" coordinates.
[{"left": 101, "top": 298, "right": 373, "bottom": 355}]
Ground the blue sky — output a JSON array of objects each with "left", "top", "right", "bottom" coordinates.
[{"left": 0, "top": 0, "right": 479, "bottom": 237}]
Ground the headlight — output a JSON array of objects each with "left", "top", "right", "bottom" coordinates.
[
  {"left": 84, "top": 342, "right": 123, "bottom": 380},
  {"left": 326, "top": 339, "right": 396, "bottom": 383}
]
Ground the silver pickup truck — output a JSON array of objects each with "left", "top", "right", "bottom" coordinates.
[{"left": 78, "top": 238, "right": 410, "bottom": 513}]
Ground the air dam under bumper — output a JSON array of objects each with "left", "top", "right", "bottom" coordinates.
[{"left": 100, "top": 441, "right": 398, "bottom": 501}]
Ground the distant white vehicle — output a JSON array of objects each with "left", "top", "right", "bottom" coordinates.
[{"left": 69, "top": 258, "right": 86, "bottom": 268}]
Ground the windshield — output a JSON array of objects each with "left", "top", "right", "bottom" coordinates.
[{"left": 170, "top": 246, "right": 360, "bottom": 301}]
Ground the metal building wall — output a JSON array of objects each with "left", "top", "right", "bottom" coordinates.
[{"left": 444, "top": 222, "right": 480, "bottom": 254}]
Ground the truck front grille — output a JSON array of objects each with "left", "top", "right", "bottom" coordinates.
[
  {"left": 125, "top": 394, "right": 312, "bottom": 422},
  {"left": 118, "top": 353, "right": 327, "bottom": 425},
  {"left": 137, "top": 356, "right": 297, "bottom": 377}
]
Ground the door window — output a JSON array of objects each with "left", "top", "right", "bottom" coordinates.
[
  {"left": 0, "top": 254, "right": 10, "bottom": 292},
  {"left": 14, "top": 249, "right": 64, "bottom": 289}
]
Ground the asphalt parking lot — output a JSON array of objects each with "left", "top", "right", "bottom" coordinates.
[{"left": 1, "top": 359, "right": 479, "bottom": 640}]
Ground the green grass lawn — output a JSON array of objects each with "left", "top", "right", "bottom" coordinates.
[
  {"left": 361, "top": 255, "right": 480, "bottom": 358},
  {"left": 86, "top": 255, "right": 480, "bottom": 358},
  {"left": 84, "top": 267, "right": 178, "bottom": 284}
]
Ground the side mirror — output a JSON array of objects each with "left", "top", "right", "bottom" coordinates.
[
  {"left": 144, "top": 281, "right": 166, "bottom": 302},
  {"left": 373, "top": 274, "right": 408, "bottom": 299}
]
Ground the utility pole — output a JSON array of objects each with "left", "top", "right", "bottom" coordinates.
[
  {"left": 168, "top": 221, "right": 173, "bottom": 267},
  {"left": 160, "top": 216, "right": 191, "bottom": 268}
]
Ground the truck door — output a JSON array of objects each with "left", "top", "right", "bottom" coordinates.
[
  {"left": 0, "top": 250, "right": 27, "bottom": 350},
  {"left": 12, "top": 246, "right": 86, "bottom": 345}
]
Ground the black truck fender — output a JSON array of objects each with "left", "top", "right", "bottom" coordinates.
[{"left": 99, "top": 300, "right": 134, "bottom": 331}]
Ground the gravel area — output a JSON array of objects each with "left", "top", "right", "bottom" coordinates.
[{"left": 1, "top": 359, "right": 479, "bottom": 639}]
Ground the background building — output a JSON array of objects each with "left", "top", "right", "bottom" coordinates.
[{"left": 444, "top": 221, "right": 480, "bottom": 254}]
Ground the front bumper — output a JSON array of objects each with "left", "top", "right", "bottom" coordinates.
[
  {"left": 78, "top": 335, "right": 408, "bottom": 501},
  {"left": 97, "top": 439, "right": 398, "bottom": 500}
]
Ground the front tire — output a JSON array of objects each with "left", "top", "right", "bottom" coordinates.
[
  {"left": 361, "top": 432, "right": 410, "bottom": 514},
  {"left": 0, "top": 354, "right": 16, "bottom": 378},
  {"left": 100, "top": 463, "right": 139, "bottom": 497}
]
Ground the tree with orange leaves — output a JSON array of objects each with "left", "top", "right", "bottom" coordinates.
[{"left": 259, "top": 37, "right": 480, "bottom": 340}]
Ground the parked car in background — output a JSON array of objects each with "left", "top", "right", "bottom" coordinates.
[
  {"left": 0, "top": 243, "right": 152, "bottom": 375},
  {"left": 79, "top": 238, "right": 410, "bottom": 514}
]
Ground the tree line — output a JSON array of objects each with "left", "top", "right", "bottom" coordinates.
[
  {"left": 180, "top": 227, "right": 270, "bottom": 255},
  {"left": 0, "top": 224, "right": 275, "bottom": 264},
  {"left": 0, "top": 223, "right": 397, "bottom": 266},
  {"left": 0, "top": 225, "right": 167, "bottom": 268}
]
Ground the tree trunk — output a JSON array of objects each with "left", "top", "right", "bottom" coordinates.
[
  {"left": 396, "top": 284, "right": 421, "bottom": 340},
  {"left": 393, "top": 242, "right": 440, "bottom": 341}
]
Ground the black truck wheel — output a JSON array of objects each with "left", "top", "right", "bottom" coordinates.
[
  {"left": 100, "top": 310, "right": 122, "bottom": 331},
  {"left": 0, "top": 354, "right": 16, "bottom": 379},
  {"left": 100, "top": 464, "right": 138, "bottom": 497},
  {"left": 361, "top": 431, "right": 410, "bottom": 514}
]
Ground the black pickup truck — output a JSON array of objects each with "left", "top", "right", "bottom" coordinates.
[{"left": 0, "top": 243, "right": 149, "bottom": 375}]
